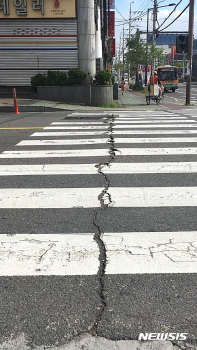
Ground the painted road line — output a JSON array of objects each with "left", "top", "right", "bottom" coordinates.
[
  {"left": 48, "top": 122, "right": 108, "bottom": 125},
  {"left": 16, "top": 139, "right": 109, "bottom": 146},
  {"left": 0, "top": 164, "right": 99, "bottom": 175},
  {"left": 3, "top": 147, "right": 197, "bottom": 158},
  {"left": 0, "top": 234, "right": 99, "bottom": 276},
  {"left": 0, "top": 232, "right": 196, "bottom": 276},
  {"left": 115, "top": 117, "right": 187, "bottom": 120},
  {"left": 104, "top": 231, "right": 197, "bottom": 274},
  {"left": 0, "top": 188, "right": 102, "bottom": 208},
  {"left": 113, "top": 123, "right": 197, "bottom": 127},
  {"left": 31, "top": 131, "right": 109, "bottom": 137},
  {"left": 31, "top": 130, "right": 197, "bottom": 137},
  {"left": 0, "top": 127, "right": 44, "bottom": 130},
  {"left": 16, "top": 138, "right": 197, "bottom": 146},
  {"left": 103, "top": 162, "right": 197, "bottom": 174},
  {"left": 2, "top": 187, "right": 197, "bottom": 208},
  {"left": 113, "top": 130, "right": 197, "bottom": 135},
  {"left": 114, "top": 120, "right": 196, "bottom": 124},
  {"left": 0, "top": 149, "right": 110, "bottom": 158},
  {"left": 113, "top": 124, "right": 197, "bottom": 129},
  {"left": 116, "top": 147, "right": 197, "bottom": 155},
  {"left": 2, "top": 162, "right": 197, "bottom": 175},
  {"left": 44, "top": 126, "right": 109, "bottom": 130}
]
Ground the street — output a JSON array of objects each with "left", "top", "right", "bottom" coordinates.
[
  {"left": 166, "top": 83, "right": 197, "bottom": 105},
  {"left": 0, "top": 109, "right": 197, "bottom": 350}
]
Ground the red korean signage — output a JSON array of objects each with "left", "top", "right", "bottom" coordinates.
[
  {"left": 108, "top": 11, "right": 115, "bottom": 37},
  {"left": 109, "top": 0, "right": 115, "bottom": 10},
  {"left": 107, "top": 38, "right": 116, "bottom": 57}
]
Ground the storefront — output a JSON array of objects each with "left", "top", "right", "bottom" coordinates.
[{"left": 0, "top": 0, "right": 78, "bottom": 85}]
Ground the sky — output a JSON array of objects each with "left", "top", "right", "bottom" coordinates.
[{"left": 115, "top": 0, "right": 197, "bottom": 43}]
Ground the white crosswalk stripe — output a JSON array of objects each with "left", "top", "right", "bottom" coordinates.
[{"left": 1, "top": 110, "right": 197, "bottom": 278}]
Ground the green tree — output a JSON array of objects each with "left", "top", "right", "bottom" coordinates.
[
  {"left": 125, "top": 31, "right": 146, "bottom": 84},
  {"left": 125, "top": 31, "right": 164, "bottom": 84},
  {"left": 114, "top": 60, "right": 123, "bottom": 79}
]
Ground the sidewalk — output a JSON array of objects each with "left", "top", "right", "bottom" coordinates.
[{"left": 0, "top": 87, "right": 194, "bottom": 113}]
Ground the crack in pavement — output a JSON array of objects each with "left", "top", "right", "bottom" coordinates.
[{"left": 91, "top": 114, "right": 116, "bottom": 336}]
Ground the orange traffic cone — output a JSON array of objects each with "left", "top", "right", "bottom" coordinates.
[{"left": 13, "top": 88, "right": 20, "bottom": 114}]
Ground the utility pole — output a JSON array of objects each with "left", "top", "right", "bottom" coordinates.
[
  {"left": 186, "top": 0, "right": 195, "bottom": 105},
  {"left": 123, "top": 24, "right": 125, "bottom": 76},
  {"left": 152, "top": 0, "right": 157, "bottom": 70}
]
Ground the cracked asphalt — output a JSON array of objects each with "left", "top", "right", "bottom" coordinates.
[{"left": 0, "top": 110, "right": 197, "bottom": 350}]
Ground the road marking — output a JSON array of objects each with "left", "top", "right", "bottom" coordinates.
[
  {"left": 3, "top": 147, "right": 197, "bottom": 158},
  {"left": 17, "top": 139, "right": 109, "bottom": 146},
  {"left": 0, "top": 149, "right": 110, "bottom": 158},
  {"left": 1, "top": 187, "right": 197, "bottom": 208},
  {"left": 49, "top": 122, "right": 108, "bottom": 125},
  {"left": 117, "top": 147, "right": 197, "bottom": 155},
  {"left": 0, "top": 127, "right": 44, "bottom": 129},
  {"left": 104, "top": 231, "right": 197, "bottom": 274},
  {"left": 31, "top": 131, "right": 108, "bottom": 136},
  {"left": 0, "top": 188, "right": 102, "bottom": 208},
  {"left": 0, "top": 234, "right": 99, "bottom": 276},
  {"left": 45, "top": 126, "right": 109, "bottom": 130},
  {"left": 114, "top": 120, "right": 196, "bottom": 124},
  {"left": 0, "top": 231, "right": 196, "bottom": 276},
  {"left": 113, "top": 124, "right": 197, "bottom": 128},
  {"left": 1, "top": 162, "right": 197, "bottom": 175},
  {"left": 116, "top": 116, "right": 187, "bottom": 120},
  {"left": 31, "top": 130, "right": 197, "bottom": 137},
  {"left": 16, "top": 137, "right": 197, "bottom": 146}
]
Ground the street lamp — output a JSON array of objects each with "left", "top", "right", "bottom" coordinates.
[{"left": 145, "top": 3, "right": 176, "bottom": 84}]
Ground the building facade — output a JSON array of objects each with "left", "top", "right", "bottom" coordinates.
[{"left": 0, "top": 0, "right": 105, "bottom": 86}]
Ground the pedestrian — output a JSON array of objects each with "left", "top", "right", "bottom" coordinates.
[
  {"left": 150, "top": 71, "right": 163, "bottom": 97},
  {"left": 121, "top": 76, "right": 126, "bottom": 95}
]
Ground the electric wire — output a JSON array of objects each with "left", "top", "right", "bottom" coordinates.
[
  {"left": 156, "top": 0, "right": 183, "bottom": 31},
  {"left": 159, "top": 3, "right": 189, "bottom": 31}
]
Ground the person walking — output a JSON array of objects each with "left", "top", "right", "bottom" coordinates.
[{"left": 121, "top": 76, "right": 126, "bottom": 95}]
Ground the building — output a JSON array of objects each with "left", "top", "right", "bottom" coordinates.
[{"left": 0, "top": 0, "right": 106, "bottom": 86}]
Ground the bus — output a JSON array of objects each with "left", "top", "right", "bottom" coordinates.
[{"left": 156, "top": 65, "right": 178, "bottom": 92}]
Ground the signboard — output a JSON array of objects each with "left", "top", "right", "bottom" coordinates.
[
  {"left": 109, "top": 0, "right": 115, "bottom": 10},
  {"left": 107, "top": 38, "right": 115, "bottom": 57},
  {"left": 0, "top": 0, "right": 75, "bottom": 18},
  {"left": 108, "top": 11, "right": 115, "bottom": 37}
]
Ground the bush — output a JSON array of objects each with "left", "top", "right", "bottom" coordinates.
[
  {"left": 68, "top": 69, "right": 87, "bottom": 85},
  {"left": 31, "top": 73, "right": 47, "bottom": 89},
  {"left": 95, "top": 70, "right": 112, "bottom": 85},
  {"left": 45, "top": 71, "right": 68, "bottom": 86},
  {"left": 31, "top": 69, "right": 87, "bottom": 88}
]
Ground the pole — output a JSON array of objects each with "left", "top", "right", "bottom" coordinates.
[
  {"left": 123, "top": 24, "right": 125, "bottom": 76},
  {"left": 145, "top": 9, "right": 150, "bottom": 85},
  {"left": 152, "top": 0, "right": 157, "bottom": 70},
  {"left": 129, "top": 3, "right": 131, "bottom": 38},
  {"left": 186, "top": 0, "right": 195, "bottom": 105}
]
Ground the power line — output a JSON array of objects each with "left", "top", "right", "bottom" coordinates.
[
  {"left": 159, "top": 3, "right": 190, "bottom": 31},
  {"left": 157, "top": 0, "right": 183, "bottom": 31}
]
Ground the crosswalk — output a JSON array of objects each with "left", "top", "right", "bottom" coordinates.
[
  {"left": 1, "top": 110, "right": 197, "bottom": 273},
  {"left": 0, "top": 110, "right": 197, "bottom": 346}
]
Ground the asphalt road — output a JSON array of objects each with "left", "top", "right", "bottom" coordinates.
[{"left": 0, "top": 110, "right": 197, "bottom": 350}]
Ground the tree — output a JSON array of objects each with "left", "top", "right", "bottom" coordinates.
[
  {"left": 148, "top": 42, "right": 165, "bottom": 68},
  {"left": 126, "top": 31, "right": 146, "bottom": 84},
  {"left": 125, "top": 31, "right": 165, "bottom": 84},
  {"left": 114, "top": 60, "right": 123, "bottom": 79}
]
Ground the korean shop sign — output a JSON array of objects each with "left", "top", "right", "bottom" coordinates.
[{"left": 0, "top": 0, "right": 76, "bottom": 18}]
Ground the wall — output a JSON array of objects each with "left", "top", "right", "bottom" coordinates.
[{"left": 37, "top": 85, "right": 113, "bottom": 107}]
